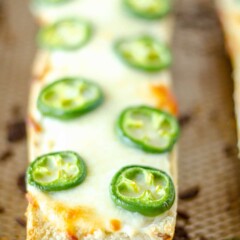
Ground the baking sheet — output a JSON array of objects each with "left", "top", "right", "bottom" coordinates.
[{"left": 0, "top": 0, "right": 240, "bottom": 239}]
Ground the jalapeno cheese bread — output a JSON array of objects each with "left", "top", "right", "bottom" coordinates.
[
  {"left": 215, "top": 0, "right": 240, "bottom": 151},
  {"left": 27, "top": 0, "right": 179, "bottom": 239}
]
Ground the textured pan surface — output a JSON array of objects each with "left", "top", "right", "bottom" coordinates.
[{"left": 0, "top": 0, "right": 240, "bottom": 239}]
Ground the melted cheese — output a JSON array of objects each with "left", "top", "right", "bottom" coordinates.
[{"left": 28, "top": 0, "right": 177, "bottom": 237}]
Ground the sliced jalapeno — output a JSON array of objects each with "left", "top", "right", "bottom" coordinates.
[
  {"left": 38, "top": 18, "right": 92, "bottom": 50},
  {"left": 27, "top": 151, "right": 87, "bottom": 191},
  {"left": 116, "top": 106, "right": 179, "bottom": 153},
  {"left": 123, "top": 0, "right": 171, "bottom": 20},
  {"left": 115, "top": 35, "right": 171, "bottom": 72},
  {"left": 37, "top": 77, "right": 103, "bottom": 120},
  {"left": 110, "top": 165, "right": 175, "bottom": 216}
]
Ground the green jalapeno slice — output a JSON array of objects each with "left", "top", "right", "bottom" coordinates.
[
  {"left": 27, "top": 151, "right": 87, "bottom": 191},
  {"left": 110, "top": 165, "right": 175, "bottom": 216},
  {"left": 116, "top": 106, "right": 179, "bottom": 153},
  {"left": 38, "top": 18, "right": 92, "bottom": 50},
  {"left": 37, "top": 77, "right": 104, "bottom": 120},
  {"left": 115, "top": 35, "right": 171, "bottom": 72},
  {"left": 123, "top": 0, "right": 171, "bottom": 20}
]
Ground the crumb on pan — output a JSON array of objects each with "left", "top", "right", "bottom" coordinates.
[
  {"left": 179, "top": 186, "right": 200, "bottom": 200},
  {"left": 17, "top": 172, "right": 26, "bottom": 194},
  {"left": 7, "top": 120, "right": 26, "bottom": 142},
  {"left": 16, "top": 217, "right": 27, "bottom": 228},
  {"left": 0, "top": 149, "right": 13, "bottom": 162}
]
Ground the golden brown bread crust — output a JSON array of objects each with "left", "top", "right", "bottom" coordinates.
[
  {"left": 27, "top": 206, "right": 174, "bottom": 240},
  {"left": 26, "top": 194, "right": 68, "bottom": 240},
  {"left": 26, "top": 194, "right": 176, "bottom": 240}
]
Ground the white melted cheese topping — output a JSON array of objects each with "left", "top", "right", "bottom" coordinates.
[{"left": 28, "top": 0, "right": 176, "bottom": 237}]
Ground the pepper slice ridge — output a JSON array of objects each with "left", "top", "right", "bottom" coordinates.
[
  {"left": 27, "top": 151, "right": 87, "bottom": 191},
  {"left": 37, "top": 18, "right": 92, "bottom": 50},
  {"left": 37, "top": 77, "right": 104, "bottom": 120},
  {"left": 123, "top": 0, "right": 171, "bottom": 20},
  {"left": 116, "top": 105, "right": 179, "bottom": 153},
  {"left": 110, "top": 165, "right": 175, "bottom": 216},
  {"left": 114, "top": 35, "right": 171, "bottom": 72}
]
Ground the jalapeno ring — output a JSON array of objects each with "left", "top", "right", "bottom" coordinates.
[
  {"left": 114, "top": 35, "right": 171, "bottom": 72},
  {"left": 110, "top": 165, "right": 175, "bottom": 216},
  {"left": 116, "top": 106, "right": 179, "bottom": 153},
  {"left": 27, "top": 151, "right": 87, "bottom": 192},
  {"left": 38, "top": 18, "right": 92, "bottom": 50},
  {"left": 123, "top": 0, "right": 171, "bottom": 20},
  {"left": 37, "top": 77, "right": 104, "bottom": 120}
]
